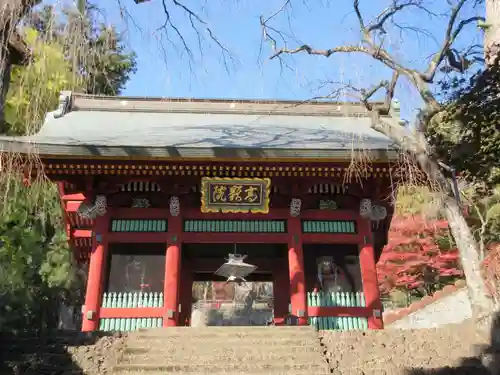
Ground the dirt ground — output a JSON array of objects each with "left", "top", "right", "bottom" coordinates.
[
  {"left": 67, "top": 333, "right": 127, "bottom": 374},
  {"left": 320, "top": 319, "right": 494, "bottom": 374},
  {"left": 0, "top": 331, "right": 127, "bottom": 375}
]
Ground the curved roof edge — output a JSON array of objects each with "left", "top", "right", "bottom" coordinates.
[
  {"left": 0, "top": 91, "right": 403, "bottom": 161},
  {"left": 0, "top": 138, "right": 399, "bottom": 162}
]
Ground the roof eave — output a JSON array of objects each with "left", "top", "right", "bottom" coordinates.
[{"left": 0, "top": 141, "right": 399, "bottom": 162}]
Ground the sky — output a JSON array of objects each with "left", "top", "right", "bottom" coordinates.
[{"left": 57, "top": 0, "right": 484, "bottom": 121}]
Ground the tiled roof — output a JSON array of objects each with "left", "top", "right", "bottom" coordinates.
[
  {"left": 383, "top": 279, "right": 467, "bottom": 325},
  {"left": 0, "top": 92, "right": 400, "bottom": 160}
]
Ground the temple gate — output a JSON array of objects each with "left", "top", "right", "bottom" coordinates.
[{"left": 0, "top": 92, "right": 401, "bottom": 332}]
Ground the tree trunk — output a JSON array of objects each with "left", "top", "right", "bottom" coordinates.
[
  {"left": 416, "top": 154, "right": 495, "bottom": 322},
  {"left": 372, "top": 116, "right": 495, "bottom": 323},
  {"left": 0, "top": 34, "right": 12, "bottom": 132},
  {"left": 485, "top": 0, "right": 500, "bottom": 66},
  {"left": 444, "top": 196, "right": 495, "bottom": 320},
  {"left": 0, "top": 1, "right": 34, "bottom": 131}
]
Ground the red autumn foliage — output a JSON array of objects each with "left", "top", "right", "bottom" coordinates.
[
  {"left": 377, "top": 215, "right": 463, "bottom": 296},
  {"left": 482, "top": 243, "right": 500, "bottom": 298}
]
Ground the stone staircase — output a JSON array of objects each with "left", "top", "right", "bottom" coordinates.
[
  {"left": 112, "top": 326, "right": 331, "bottom": 374},
  {"left": 1, "top": 321, "right": 491, "bottom": 374}
]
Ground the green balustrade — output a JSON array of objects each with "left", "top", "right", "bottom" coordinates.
[
  {"left": 301, "top": 220, "right": 357, "bottom": 233},
  {"left": 111, "top": 219, "right": 167, "bottom": 232},
  {"left": 99, "top": 292, "right": 164, "bottom": 332},
  {"left": 183, "top": 220, "right": 286, "bottom": 233},
  {"left": 307, "top": 291, "right": 369, "bottom": 331}
]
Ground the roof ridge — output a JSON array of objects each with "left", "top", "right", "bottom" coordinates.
[
  {"left": 47, "top": 91, "right": 403, "bottom": 122},
  {"left": 383, "top": 279, "right": 467, "bottom": 325},
  {"left": 50, "top": 91, "right": 400, "bottom": 119},
  {"left": 70, "top": 92, "right": 387, "bottom": 106}
]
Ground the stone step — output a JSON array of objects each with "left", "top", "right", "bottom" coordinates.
[
  {"left": 123, "top": 343, "right": 322, "bottom": 355},
  {"left": 336, "top": 364, "right": 489, "bottom": 374},
  {"left": 115, "top": 372, "right": 333, "bottom": 375},
  {"left": 331, "top": 371, "right": 404, "bottom": 375},
  {"left": 127, "top": 337, "right": 319, "bottom": 347},
  {"left": 112, "top": 362, "right": 330, "bottom": 373},
  {"left": 137, "top": 326, "right": 314, "bottom": 334},
  {"left": 329, "top": 369, "right": 459, "bottom": 375},
  {"left": 120, "top": 350, "right": 327, "bottom": 364},
  {"left": 133, "top": 327, "right": 317, "bottom": 339}
]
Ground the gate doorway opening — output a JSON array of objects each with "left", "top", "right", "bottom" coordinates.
[{"left": 180, "top": 243, "right": 288, "bottom": 326}]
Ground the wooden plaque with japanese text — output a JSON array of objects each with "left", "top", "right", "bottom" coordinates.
[{"left": 200, "top": 177, "right": 271, "bottom": 214}]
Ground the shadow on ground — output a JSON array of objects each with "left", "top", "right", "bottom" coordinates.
[
  {"left": 406, "top": 312, "right": 500, "bottom": 375},
  {"left": 0, "top": 330, "right": 118, "bottom": 375}
]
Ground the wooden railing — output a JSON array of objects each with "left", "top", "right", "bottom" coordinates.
[
  {"left": 307, "top": 291, "right": 369, "bottom": 330},
  {"left": 99, "top": 292, "right": 164, "bottom": 332},
  {"left": 98, "top": 291, "right": 371, "bottom": 331}
]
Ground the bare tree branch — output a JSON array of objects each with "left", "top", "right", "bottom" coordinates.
[
  {"left": 383, "top": 70, "right": 399, "bottom": 112},
  {"left": 365, "top": 0, "right": 434, "bottom": 34},
  {"left": 156, "top": 0, "right": 235, "bottom": 70},
  {"left": 264, "top": 0, "right": 483, "bottom": 114},
  {"left": 353, "top": 0, "right": 366, "bottom": 34},
  {"left": 261, "top": 0, "right": 292, "bottom": 25},
  {"left": 158, "top": 0, "right": 194, "bottom": 60},
  {"left": 422, "top": 0, "right": 484, "bottom": 82}
]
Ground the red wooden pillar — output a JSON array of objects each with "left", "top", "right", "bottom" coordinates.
[
  {"left": 272, "top": 259, "right": 289, "bottom": 324},
  {"left": 164, "top": 214, "right": 182, "bottom": 327},
  {"left": 82, "top": 214, "right": 109, "bottom": 332},
  {"left": 358, "top": 217, "right": 384, "bottom": 329},
  {"left": 288, "top": 217, "right": 307, "bottom": 325},
  {"left": 179, "top": 258, "right": 193, "bottom": 326}
]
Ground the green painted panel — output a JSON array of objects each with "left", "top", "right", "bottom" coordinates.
[
  {"left": 101, "top": 292, "right": 164, "bottom": 308},
  {"left": 99, "top": 292, "right": 164, "bottom": 332},
  {"left": 111, "top": 219, "right": 167, "bottom": 232},
  {"left": 301, "top": 220, "right": 356, "bottom": 234},
  {"left": 307, "top": 291, "right": 368, "bottom": 331},
  {"left": 183, "top": 220, "right": 286, "bottom": 233},
  {"left": 99, "top": 317, "right": 163, "bottom": 332}
]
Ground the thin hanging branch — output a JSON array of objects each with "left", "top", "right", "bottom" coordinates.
[
  {"left": 157, "top": 0, "right": 235, "bottom": 69},
  {"left": 263, "top": 0, "right": 484, "bottom": 114}
]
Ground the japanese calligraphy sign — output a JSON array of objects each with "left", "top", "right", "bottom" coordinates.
[{"left": 200, "top": 177, "right": 271, "bottom": 213}]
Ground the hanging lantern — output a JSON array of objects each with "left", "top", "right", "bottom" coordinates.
[{"left": 215, "top": 252, "right": 257, "bottom": 285}]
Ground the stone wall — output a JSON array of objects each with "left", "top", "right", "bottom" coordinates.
[{"left": 384, "top": 280, "right": 472, "bottom": 329}]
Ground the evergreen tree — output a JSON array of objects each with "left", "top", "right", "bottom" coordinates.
[
  {"left": 0, "top": 2, "right": 136, "bottom": 332},
  {"left": 0, "top": 179, "right": 82, "bottom": 333},
  {"left": 27, "top": 3, "right": 137, "bottom": 97}
]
